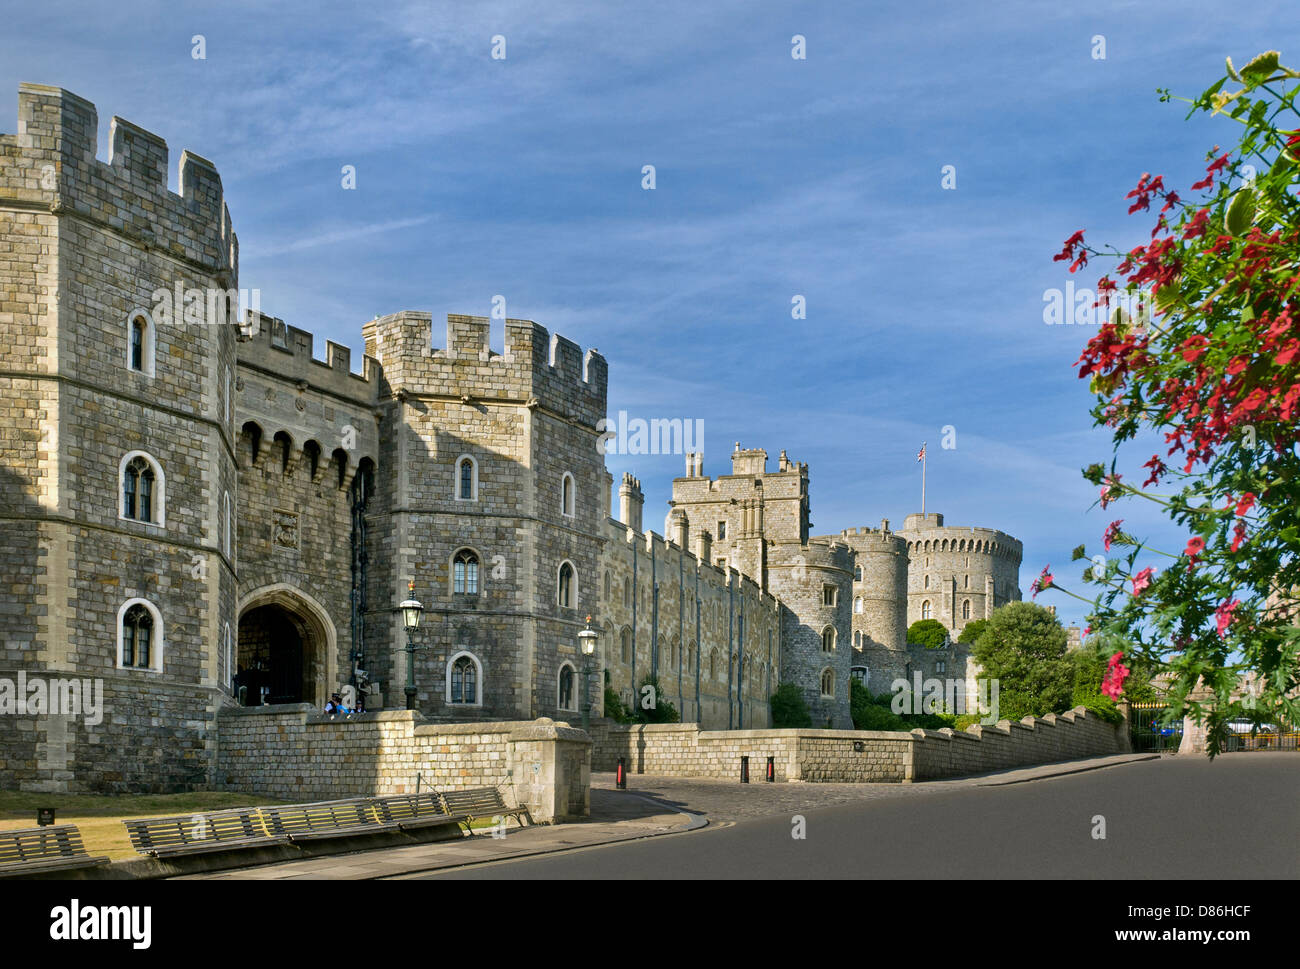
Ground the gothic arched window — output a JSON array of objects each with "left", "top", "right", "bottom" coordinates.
[
  {"left": 922, "top": 600, "right": 933, "bottom": 620},
  {"left": 453, "top": 549, "right": 480, "bottom": 595},
  {"left": 123, "top": 456, "right": 157, "bottom": 522},
  {"left": 121, "top": 604, "right": 154, "bottom": 669},
  {"left": 449, "top": 654, "right": 479, "bottom": 704},
  {"left": 558, "top": 562, "right": 575, "bottom": 608},
  {"left": 820, "top": 668, "right": 835, "bottom": 697},
  {"left": 558, "top": 664, "right": 575, "bottom": 710}
]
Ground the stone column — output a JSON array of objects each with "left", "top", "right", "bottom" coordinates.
[{"left": 1178, "top": 680, "right": 1214, "bottom": 755}]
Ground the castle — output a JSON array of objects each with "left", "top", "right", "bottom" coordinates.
[{"left": 0, "top": 85, "right": 1021, "bottom": 791}]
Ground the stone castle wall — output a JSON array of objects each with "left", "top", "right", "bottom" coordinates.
[
  {"left": 590, "top": 706, "right": 1127, "bottom": 782},
  {"left": 216, "top": 705, "right": 591, "bottom": 821},
  {"left": 599, "top": 517, "right": 780, "bottom": 730}
]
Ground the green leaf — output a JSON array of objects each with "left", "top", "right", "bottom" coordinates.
[
  {"left": 1240, "top": 51, "right": 1280, "bottom": 80},
  {"left": 1226, "top": 189, "right": 1256, "bottom": 235}
]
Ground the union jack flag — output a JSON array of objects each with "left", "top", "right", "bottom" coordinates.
[{"left": 917, "top": 443, "right": 926, "bottom": 462}]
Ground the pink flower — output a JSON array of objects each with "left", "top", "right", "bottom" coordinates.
[
  {"left": 1101, "top": 651, "right": 1131, "bottom": 699},
  {"left": 1030, "top": 565, "right": 1053, "bottom": 598},
  {"left": 1215, "top": 599, "right": 1239, "bottom": 638},
  {"left": 1131, "top": 567, "right": 1156, "bottom": 596},
  {"left": 1099, "top": 475, "right": 1124, "bottom": 509},
  {"left": 1104, "top": 520, "right": 1124, "bottom": 551}
]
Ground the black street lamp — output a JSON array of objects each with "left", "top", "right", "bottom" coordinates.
[
  {"left": 579, "top": 615, "right": 599, "bottom": 731},
  {"left": 399, "top": 580, "right": 425, "bottom": 711}
]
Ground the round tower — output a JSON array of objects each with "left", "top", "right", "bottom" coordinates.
[
  {"left": 767, "top": 539, "right": 854, "bottom": 728},
  {"left": 839, "top": 520, "right": 909, "bottom": 695},
  {"left": 900, "top": 512, "right": 1023, "bottom": 640}
]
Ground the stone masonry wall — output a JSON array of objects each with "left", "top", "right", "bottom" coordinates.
[
  {"left": 216, "top": 706, "right": 591, "bottom": 821},
  {"left": 590, "top": 706, "right": 1126, "bottom": 782}
]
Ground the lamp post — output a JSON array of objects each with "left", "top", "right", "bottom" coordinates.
[
  {"left": 578, "top": 616, "right": 599, "bottom": 731},
  {"left": 399, "top": 580, "right": 424, "bottom": 711}
]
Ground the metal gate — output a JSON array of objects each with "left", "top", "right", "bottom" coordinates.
[{"left": 1130, "top": 702, "right": 1183, "bottom": 752}]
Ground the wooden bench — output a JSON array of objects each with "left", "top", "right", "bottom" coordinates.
[
  {"left": 124, "top": 808, "right": 287, "bottom": 858},
  {"left": 0, "top": 824, "right": 109, "bottom": 876},
  {"left": 439, "top": 787, "right": 531, "bottom": 834},
  {"left": 371, "top": 792, "right": 465, "bottom": 832},
  {"left": 262, "top": 798, "right": 396, "bottom": 842}
]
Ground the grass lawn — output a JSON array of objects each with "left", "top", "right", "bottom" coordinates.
[{"left": 0, "top": 791, "right": 287, "bottom": 862}]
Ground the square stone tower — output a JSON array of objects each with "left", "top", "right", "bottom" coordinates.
[{"left": 0, "top": 85, "right": 239, "bottom": 791}]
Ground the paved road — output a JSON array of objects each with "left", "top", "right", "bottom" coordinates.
[{"left": 411, "top": 754, "right": 1300, "bottom": 879}]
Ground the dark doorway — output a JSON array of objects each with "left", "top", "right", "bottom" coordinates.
[{"left": 237, "top": 605, "right": 311, "bottom": 705}]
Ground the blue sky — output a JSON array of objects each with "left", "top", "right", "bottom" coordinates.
[{"left": 4, "top": 0, "right": 1296, "bottom": 629}]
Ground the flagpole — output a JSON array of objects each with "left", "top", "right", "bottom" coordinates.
[{"left": 921, "top": 449, "right": 926, "bottom": 516}]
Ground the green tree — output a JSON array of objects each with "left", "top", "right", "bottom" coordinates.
[
  {"left": 770, "top": 682, "right": 812, "bottom": 728},
  {"left": 1046, "top": 51, "right": 1300, "bottom": 754},
  {"left": 958, "top": 618, "right": 990, "bottom": 644},
  {"left": 971, "top": 602, "right": 1074, "bottom": 720},
  {"left": 907, "top": 619, "right": 950, "bottom": 649}
]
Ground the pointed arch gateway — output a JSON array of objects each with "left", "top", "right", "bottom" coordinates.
[{"left": 236, "top": 584, "right": 338, "bottom": 708}]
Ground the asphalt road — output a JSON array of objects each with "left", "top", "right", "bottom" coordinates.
[{"left": 415, "top": 754, "right": 1299, "bottom": 879}]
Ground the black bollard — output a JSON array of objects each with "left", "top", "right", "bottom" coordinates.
[
  {"left": 766, "top": 756, "right": 775, "bottom": 782},
  {"left": 741, "top": 755, "right": 750, "bottom": 783}
]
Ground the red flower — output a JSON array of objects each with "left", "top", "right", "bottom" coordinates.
[
  {"left": 1215, "top": 598, "right": 1239, "bottom": 637},
  {"left": 1131, "top": 567, "right": 1156, "bottom": 596},
  {"left": 1101, "top": 651, "right": 1131, "bottom": 698},
  {"left": 1184, "top": 536, "right": 1205, "bottom": 572},
  {"left": 1235, "top": 492, "right": 1256, "bottom": 517},
  {"left": 1179, "top": 335, "right": 1210, "bottom": 363},
  {"left": 1231, "top": 520, "right": 1248, "bottom": 552},
  {"left": 1104, "top": 520, "right": 1124, "bottom": 551}
]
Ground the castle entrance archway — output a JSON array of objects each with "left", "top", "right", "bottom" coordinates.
[{"left": 236, "top": 585, "right": 337, "bottom": 708}]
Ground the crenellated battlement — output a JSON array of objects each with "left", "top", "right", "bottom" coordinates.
[
  {"left": 360, "top": 312, "right": 606, "bottom": 424},
  {"left": 1, "top": 84, "right": 236, "bottom": 278},
  {"left": 237, "top": 310, "right": 378, "bottom": 402},
  {"left": 603, "top": 516, "right": 780, "bottom": 612}
]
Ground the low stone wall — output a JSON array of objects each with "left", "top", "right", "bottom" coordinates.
[
  {"left": 216, "top": 705, "right": 591, "bottom": 821},
  {"left": 590, "top": 707, "right": 1128, "bottom": 782}
]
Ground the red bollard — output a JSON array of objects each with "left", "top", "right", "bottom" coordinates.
[
  {"left": 616, "top": 757, "right": 627, "bottom": 789},
  {"left": 766, "top": 756, "right": 775, "bottom": 782},
  {"left": 741, "top": 755, "right": 750, "bottom": 783}
]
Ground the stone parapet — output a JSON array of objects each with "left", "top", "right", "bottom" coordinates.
[{"left": 216, "top": 707, "right": 590, "bottom": 821}]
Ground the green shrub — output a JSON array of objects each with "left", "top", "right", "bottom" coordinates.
[
  {"left": 953, "top": 714, "right": 983, "bottom": 732},
  {"left": 957, "top": 618, "right": 989, "bottom": 644},
  {"left": 770, "top": 682, "right": 812, "bottom": 728},
  {"left": 907, "top": 619, "right": 950, "bottom": 649},
  {"left": 603, "top": 687, "right": 633, "bottom": 724},
  {"left": 632, "top": 675, "right": 680, "bottom": 723}
]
